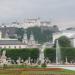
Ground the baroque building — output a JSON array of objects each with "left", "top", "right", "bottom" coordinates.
[{"left": 0, "top": 31, "right": 40, "bottom": 49}]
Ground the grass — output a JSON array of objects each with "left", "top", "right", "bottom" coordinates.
[
  {"left": 0, "top": 65, "right": 75, "bottom": 75},
  {"left": 21, "top": 70, "right": 75, "bottom": 75},
  {"left": 0, "top": 69, "right": 75, "bottom": 75}
]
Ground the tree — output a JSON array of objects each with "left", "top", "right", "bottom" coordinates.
[
  {"left": 16, "top": 28, "right": 25, "bottom": 41},
  {"left": 58, "top": 36, "right": 71, "bottom": 47},
  {"left": 26, "top": 26, "right": 52, "bottom": 44},
  {"left": 44, "top": 48, "right": 75, "bottom": 63},
  {"left": 44, "top": 48, "right": 56, "bottom": 63}
]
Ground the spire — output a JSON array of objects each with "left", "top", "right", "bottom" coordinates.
[
  {"left": 23, "top": 30, "right": 27, "bottom": 40},
  {"left": 22, "top": 30, "right": 28, "bottom": 44},
  {"left": 30, "top": 31, "right": 35, "bottom": 41},
  {"left": 5, "top": 31, "right": 9, "bottom": 38},
  {"left": 29, "top": 31, "right": 35, "bottom": 45}
]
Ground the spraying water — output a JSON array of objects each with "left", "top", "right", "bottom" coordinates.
[
  {"left": 39, "top": 44, "right": 46, "bottom": 64},
  {"left": 56, "top": 40, "right": 61, "bottom": 64}
]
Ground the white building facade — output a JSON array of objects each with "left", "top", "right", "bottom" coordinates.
[
  {"left": 0, "top": 18, "right": 51, "bottom": 29},
  {"left": 0, "top": 31, "right": 41, "bottom": 49}
]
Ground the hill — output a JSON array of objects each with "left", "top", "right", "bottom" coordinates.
[{"left": 16, "top": 25, "right": 59, "bottom": 44}]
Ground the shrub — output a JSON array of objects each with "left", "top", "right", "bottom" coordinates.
[
  {"left": 41, "top": 63, "right": 47, "bottom": 68},
  {"left": 1, "top": 48, "right": 39, "bottom": 62},
  {"left": 45, "top": 47, "right": 75, "bottom": 63}
]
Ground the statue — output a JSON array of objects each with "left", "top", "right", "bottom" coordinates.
[
  {"left": 39, "top": 44, "right": 46, "bottom": 64},
  {"left": 0, "top": 50, "right": 7, "bottom": 65},
  {"left": 2, "top": 50, "right": 6, "bottom": 57},
  {"left": 16, "top": 57, "right": 21, "bottom": 65}
]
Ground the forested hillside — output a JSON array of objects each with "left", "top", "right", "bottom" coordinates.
[{"left": 16, "top": 25, "right": 59, "bottom": 44}]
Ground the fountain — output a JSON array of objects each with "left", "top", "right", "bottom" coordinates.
[
  {"left": 39, "top": 44, "right": 46, "bottom": 64},
  {"left": 47, "top": 39, "right": 75, "bottom": 71},
  {"left": 28, "top": 57, "right": 31, "bottom": 65},
  {"left": 56, "top": 40, "right": 61, "bottom": 64}
]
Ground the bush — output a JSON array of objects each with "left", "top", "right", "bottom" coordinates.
[
  {"left": 44, "top": 47, "right": 75, "bottom": 63},
  {"left": 44, "top": 48, "right": 56, "bottom": 63},
  {"left": 1, "top": 48, "right": 39, "bottom": 62},
  {"left": 41, "top": 63, "right": 47, "bottom": 68},
  {"left": 1, "top": 47, "right": 75, "bottom": 64}
]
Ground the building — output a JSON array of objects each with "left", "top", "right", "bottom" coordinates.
[
  {"left": 0, "top": 18, "right": 51, "bottom": 29},
  {"left": 0, "top": 31, "right": 41, "bottom": 49},
  {"left": 0, "top": 26, "right": 17, "bottom": 38},
  {"left": 53, "top": 29, "right": 75, "bottom": 47}
]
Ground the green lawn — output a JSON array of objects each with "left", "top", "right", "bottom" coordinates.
[
  {"left": 21, "top": 70, "right": 75, "bottom": 75},
  {"left": 0, "top": 69, "right": 75, "bottom": 75},
  {"left": 0, "top": 65, "right": 74, "bottom": 75}
]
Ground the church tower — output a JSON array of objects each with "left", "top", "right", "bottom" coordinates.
[
  {"left": 22, "top": 31, "right": 28, "bottom": 44},
  {"left": 5, "top": 31, "right": 9, "bottom": 39},
  {"left": 29, "top": 32, "right": 36, "bottom": 45}
]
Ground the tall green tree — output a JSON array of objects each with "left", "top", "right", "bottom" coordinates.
[
  {"left": 26, "top": 26, "right": 52, "bottom": 44},
  {"left": 58, "top": 36, "right": 71, "bottom": 47},
  {"left": 16, "top": 28, "right": 25, "bottom": 41}
]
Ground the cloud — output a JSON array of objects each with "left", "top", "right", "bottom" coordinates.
[{"left": 0, "top": 0, "right": 75, "bottom": 29}]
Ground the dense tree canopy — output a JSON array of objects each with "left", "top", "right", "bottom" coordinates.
[
  {"left": 16, "top": 28, "right": 25, "bottom": 41},
  {"left": 44, "top": 48, "right": 75, "bottom": 63},
  {"left": 1, "top": 47, "right": 75, "bottom": 63},
  {"left": 58, "top": 36, "right": 71, "bottom": 47},
  {"left": 15, "top": 26, "right": 59, "bottom": 44},
  {"left": 26, "top": 26, "right": 52, "bottom": 44}
]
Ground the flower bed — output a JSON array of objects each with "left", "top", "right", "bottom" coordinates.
[
  {"left": 16, "top": 68, "right": 64, "bottom": 71},
  {"left": 0, "top": 69, "right": 75, "bottom": 75}
]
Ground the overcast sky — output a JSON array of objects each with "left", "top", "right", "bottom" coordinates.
[{"left": 0, "top": 0, "right": 75, "bottom": 29}]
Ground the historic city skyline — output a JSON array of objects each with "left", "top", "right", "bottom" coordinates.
[{"left": 0, "top": 0, "right": 75, "bottom": 29}]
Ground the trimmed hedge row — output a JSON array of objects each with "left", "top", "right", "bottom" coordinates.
[
  {"left": 1, "top": 48, "right": 39, "bottom": 62},
  {"left": 1, "top": 47, "right": 75, "bottom": 63},
  {"left": 45, "top": 47, "right": 75, "bottom": 63}
]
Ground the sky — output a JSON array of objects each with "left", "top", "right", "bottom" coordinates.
[{"left": 0, "top": 0, "right": 75, "bottom": 29}]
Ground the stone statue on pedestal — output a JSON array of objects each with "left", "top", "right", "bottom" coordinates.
[
  {"left": 39, "top": 44, "right": 46, "bottom": 64},
  {"left": 0, "top": 50, "right": 7, "bottom": 65},
  {"left": 16, "top": 57, "right": 21, "bottom": 65}
]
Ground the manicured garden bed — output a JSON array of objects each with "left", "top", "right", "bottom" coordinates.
[
  {"left": 0, "top": 65, "right": 74, "bottom": 75},
  {"left": 0, "top": 68, "right": 75, "bottom": 75},
  {"left": 16, "top": 68, "right": 63, "bottom": 71}
]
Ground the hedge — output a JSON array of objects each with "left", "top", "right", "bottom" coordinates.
[
  {"left": 1, "top": 47, "right": 75, "bottom": 63},
  {"left": 44, "top": 47, "right": 75, "bottom": 63},
  {"left": 1, "top": 48, "right": 39, "bottom": 62}
]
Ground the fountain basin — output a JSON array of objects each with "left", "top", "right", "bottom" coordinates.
[{"left": 47, "top": 64, "right": 75, "bottom": 71}]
